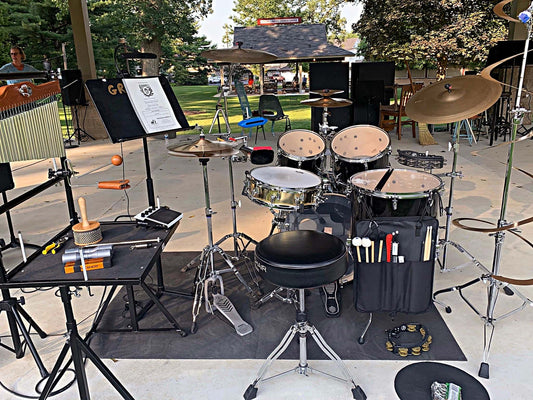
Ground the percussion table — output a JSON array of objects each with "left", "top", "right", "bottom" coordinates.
[{"left": 0, "top": 221, "right": 186, "bottom": 399}]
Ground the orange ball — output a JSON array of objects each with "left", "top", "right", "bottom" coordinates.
[{"left": 111, "top": 155, "right": 123, "bottom": 166}]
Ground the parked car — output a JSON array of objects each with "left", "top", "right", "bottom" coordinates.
[{"left": 208, "top": 75, "right": 221, "bottom": 84}]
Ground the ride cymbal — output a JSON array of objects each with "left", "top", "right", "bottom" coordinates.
[
  {"left": 300, "top": 97, "right": 353, "bottom": 108},
  {"left": 309, "top": 89, "right": 344, "bottom": 97},
  {"left": 405, "top": 75, "right": 502, "bottom": 124},
  {"left": 201, "top": 42, "right": 277, "bottom": 64},
  {"left": 167, "top": 135, "right": 239, "bottom": 158}
]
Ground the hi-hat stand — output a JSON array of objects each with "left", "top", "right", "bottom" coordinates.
[
  {"left": 190, "top": 157, "right": 254, "bottom": 335},
  {"left": 434, "top": 20, "right": 533, "bottom": 379}
]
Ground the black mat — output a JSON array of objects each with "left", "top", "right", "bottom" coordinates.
[{"left": 90, "top": 252, "right": 466, "bottom": 361}]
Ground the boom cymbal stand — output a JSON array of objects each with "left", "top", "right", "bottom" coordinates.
[{"left": 434, "top": 19, "right": 533, "bottom": 379}]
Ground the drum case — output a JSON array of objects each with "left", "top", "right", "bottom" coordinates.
[{"left": 353, "top": 216, "right": 439, "bottom": 314}]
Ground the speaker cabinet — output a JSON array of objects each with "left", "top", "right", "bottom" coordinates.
[
  {"left": 60, "top": 69, "right": 86, "bottom": 106},
  {"left": 0, "top": 163, "right": 14, "bottom": 192},
  {"left": 351, "top": 62, "right": 395, "bottom": 126},
  {"left": 309, "top": 62, "right": 352, "bottom": 133}
]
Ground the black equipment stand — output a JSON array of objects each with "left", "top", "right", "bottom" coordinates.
[
  {"left": 38, "top": 286, "right": 134, "bottom": 400},
  {"left": 0, "top": 258, "right": 48, "bottom": 378},
  {"left": 1, "top": 191, "right": 41, "bottom": 253},
  {"left": 71, "top": 104, "right": 94, "bottom": 142}
]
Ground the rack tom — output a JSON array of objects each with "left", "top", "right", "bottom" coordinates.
[
  {"left": 350, "top": 168, "right": 443, "bottom": 220},
  {"left": 277, "top": 129, "right": 325, "bottom": 174},
  {"left": 331, "top": 125, "right": 391, "bottom": 184},
  {"left": 243, "top": 166, "right": 322, "bottom": 210}
]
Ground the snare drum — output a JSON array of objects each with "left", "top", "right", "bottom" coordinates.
[
  {"left": 350, "top": 168, "right": 443, "bottom": 220},
  {"left": 277, "top": 129, "right": 326, "bottom": 174},
  {"left": 331, "top": 125, "right": 391, "bottom": 184},
  {"left": 243, "top": 166, "right": 322, "bottom": 210}
]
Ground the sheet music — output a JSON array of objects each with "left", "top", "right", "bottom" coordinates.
[{"left": 122, "top": 77, "right": 181, "bottom": 134}]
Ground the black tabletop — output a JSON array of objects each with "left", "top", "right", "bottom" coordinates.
[{"left": 1, "top": 222, "right": 175, "bottom": 288}]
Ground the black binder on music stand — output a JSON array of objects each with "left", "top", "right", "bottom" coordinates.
[{"left": 85, "top": 76, "right": 190, "bottom": 143}]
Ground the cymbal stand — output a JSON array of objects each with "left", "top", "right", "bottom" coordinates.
[
  {"left": 437, "top": 128, "right": 464, "bottom": 272},
  {"left": 434, "top": 20, "right": 533, "bottom": 379},
  {"left": 190, "top": 157, "right": 254, "bottom": 335}
]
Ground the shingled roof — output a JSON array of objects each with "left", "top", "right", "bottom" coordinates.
[{"left": 233, "top": 24, "right": 355, "bottom": 63}]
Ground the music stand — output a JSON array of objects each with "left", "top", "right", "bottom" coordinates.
[{"left": 85, "top": 75, "right": 193, "bottom": 307}]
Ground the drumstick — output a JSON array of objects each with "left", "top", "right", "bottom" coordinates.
[
  {"left": 353, "top": 237, "right": 362, "bottom": 263},
  {"left": 378, "top": 233, "right": 384, "bottom": 262},
  {"left": 371, "top": 240, "right": 375, "bottom": 263},
  {"left": 423, "top": 226, "right": 432, "bottom": 261}
]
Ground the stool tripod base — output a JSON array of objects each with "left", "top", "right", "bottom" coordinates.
[{"left": 244, "top": 313, "right": 366, "bottom": 399}]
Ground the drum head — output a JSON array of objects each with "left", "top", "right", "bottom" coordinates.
[
  {"left": 278, "top": 129, "right": 325, "bottom": 160},
  {"left": 331, "top": 125, "right": 390, "bottom": 162},
  {"left": 350, "top": 169, "right": 443, "bottom": 198},
  {"left": 250, "top": 166, "right": 321, "bottom": 189}
]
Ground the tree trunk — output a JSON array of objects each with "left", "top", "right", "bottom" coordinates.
[
  {"left": 436, "top": 53, "right": 448, "bottom": 81},
  {"left": 141, "top": 39, "right": 162, "bottom": 76}
]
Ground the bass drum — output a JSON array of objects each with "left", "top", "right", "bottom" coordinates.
[
  {"left": 331, "top": 125, "right": 391, "bottom": 184},
  {"left": 277, "top": 129, "right": 326, "bottom": 174},
  {"left": 350, "top": 168, "right": 443, "bottom": 221},
  {"left": 243, "top": 166, "right": 322, "bottom": 210}
]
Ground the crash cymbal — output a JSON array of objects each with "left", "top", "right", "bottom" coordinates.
[
  {"left": 405, "top": 75, "right": 502, "bottom": 124},
  {"left": 201, "top": 42, "right": 277, "bottom": 64},
  {"left": 167, "top": 135, "right": 239, "bottom": 158},
  {"left": 309, "top": 89, "right": 344, "bottom": 97},
  {"left": 300, "top": 97, "right": 353, "bottom": 108}
]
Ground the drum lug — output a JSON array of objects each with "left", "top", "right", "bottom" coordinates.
[{"left": 392, "top": 198, "right": 398, "bottom": 211}]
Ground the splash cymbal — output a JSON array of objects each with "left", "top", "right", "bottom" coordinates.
[
  {"left": 405, "top": 75, "right": 502, "bottom": 124},
  {"left": 309, "top": 89, "right": 344, "bottom": 97},
  {"left": 300, "top": 97, "right": 353, "bottom": 108},
  {"left": 201, "top": 43, "right": 277, "bottom": 64},
  {"left": 167, "top": 135, "right": 239, "bottom": 158}
]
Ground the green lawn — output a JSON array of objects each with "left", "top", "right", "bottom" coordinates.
[{"left": 172, "top": 85, "right": 313, "bottom": 135}]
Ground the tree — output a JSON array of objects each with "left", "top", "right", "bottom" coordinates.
[
  {"left": 0, "top": 0, "right": 71, "bottom": 69},
  {"left": 231, "top": 0, "right": 349, "bottom": 42},
  {"left": 88, "top": 0, "right": 213, "bottom": 76},
  {"left": 353, "top": 0, "right": 507, "bottom": 78}
]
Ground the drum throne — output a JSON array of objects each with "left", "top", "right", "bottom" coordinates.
[{"left": 243, "top": 230, "right": 366, "bottom": 400}]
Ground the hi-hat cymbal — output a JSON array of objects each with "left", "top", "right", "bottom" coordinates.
[
  {"left": 201, "top": 46, "right": 277, "bottom": 64},
  {"left": 405, "top": 75, "right": 502, "bottom": 124},
  {"left": 167, "top": 135, "right": 239, "bottom": 158},
  {"left": 309, "top": 89, "right": 344, "bottom": 97},
  {"left": 300, "top": 97, "right": 353, "bottom": 108}
]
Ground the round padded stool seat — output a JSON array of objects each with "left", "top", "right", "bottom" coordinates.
[
  {"left": 395, "top": 362, "right": 490, "bottom": 400},
  {"left": 255, "top": 230, "right": 347, "bottom": 289}
]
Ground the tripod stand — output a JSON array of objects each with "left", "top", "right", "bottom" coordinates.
[
  {"left": 208, "top": 85, "right": 231, "bottom": 134},
  {"left": 39, "top": 286, "right": 133, "bottom": 400},
  {"left": 0, "top": 256, "right": 48, "bottom": 378}
]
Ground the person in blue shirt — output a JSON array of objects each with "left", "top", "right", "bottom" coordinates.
[{"left": 0, "top": 46, "right": 39, "bottom": 85}]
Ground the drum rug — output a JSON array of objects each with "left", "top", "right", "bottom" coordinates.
[{"left": 90, "top": 252, "right": 466, "bottom": 361}]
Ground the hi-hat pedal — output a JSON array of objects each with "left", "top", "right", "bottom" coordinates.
[{"left": 134, "top": 206, "right": 183, "bottom": 229}]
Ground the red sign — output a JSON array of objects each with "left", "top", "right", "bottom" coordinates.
[{"left": 257, "top": 17, "right": 302, "bottom": 26}]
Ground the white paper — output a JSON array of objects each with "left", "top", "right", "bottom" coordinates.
[{"left": 122, "top": 77, "right": 181, "bottom": 134}]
